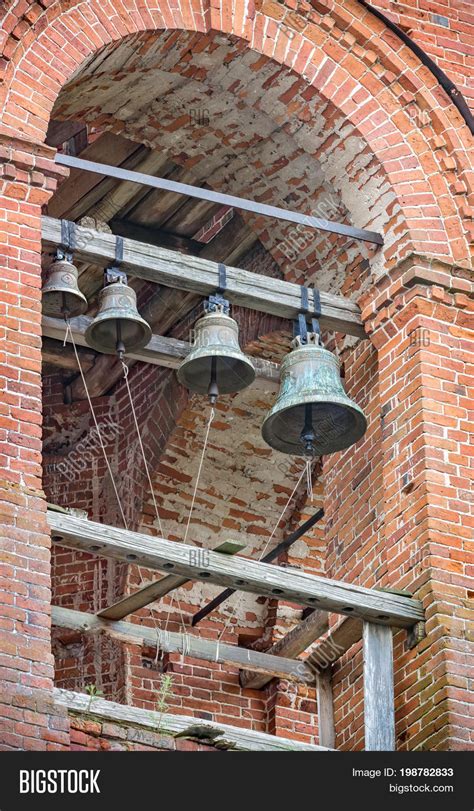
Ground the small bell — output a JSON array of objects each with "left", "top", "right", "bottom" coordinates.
[
  {"left": 85, "top": 270, "right": 151, "bottom": 357},
  {"left": 177, "top": 298, "right": 255, "bottom": 404},
  {"left": 42, "top": 253, "right": 88, "bottom": 318},
  {"left": 262, "top": 332, "right": 367, "bottom": 457}
]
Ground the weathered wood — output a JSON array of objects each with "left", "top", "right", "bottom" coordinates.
[
  {"left": 193, "top": 507, "right": 324, "bottom": 627},
  {"left": 199, "top": 215, "right": 258, "bottom": 266},
  {"left": 41, "top": 216, "right": 366, "bottom": 338},
  {"left": 317, "top": 668, "right": 335, "bottom": 749},
  {"left": 239, "top": 609, "right": 329, "bottom": 690},
  {"left": 42, "top": 337, "right": 96, "bottom": 372},
  {"left": 363, "top": 622, "right": 395, "bottom": 751},
  {"left": 47, "top": 510, "right": 424, "bottom": 627},
  {"left": 241, "top": 614, "right": 362, "bottom": 690},
  {"left": 97, "top": 575, "right": 189, "bottom": 620},
  {"left": 42, "top": 314, "right": 280, "bottom": 392},
  {"left": 47, "top": 135, "right": 142, "bottom": 220},
  {"left": 98, "top": 539, "right": 246, "bottom": 620},
  {"left": 307, "top": 616, "right": 362, "bottom": 673},
  {"left": 55, "top": 688, "right": 332, "bottom": 751},
  {"left": 111, "top": 218, "right": 200, "bottom": 254},
  {"left": 52, "top": 606, "right": 315, "bottom": 685}
]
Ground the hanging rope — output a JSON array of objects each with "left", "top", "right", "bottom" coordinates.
[
  {"left": 306, "top": 458, "right": 314, "bottom": 504},
  {"left": 65, "top": 319, "right": 128, "bottom": 530},
  {"left": 217, "top": 463, "right": 307, "bottom": 643},
  {"left": 183, "top": 406, "right": 215, "bottom": 545},
  {"left": 161, "top": 404, "right": 215, "bottom": 639},
  {"left": 65, "top": 321, "right": 184, "bottom": 652},
  {"left": 121, "top": 360, "right": 164, "bottom": 538},
  {"left": 119, "top": 359, "right": 191, "bottom": 640}
]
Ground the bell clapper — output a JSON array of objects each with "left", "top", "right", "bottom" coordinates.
[
  {"left": 207, "top": 356, "right": 219, "bottom": 405},
  {"left": 115, "top": 319, "right": 125, "bottom": 360},
  {"left": 299, "top": 404, "right": 315, "bottom": 502},
  {"left": 300, "top": 403, "right": 316, "bottom": 457}
]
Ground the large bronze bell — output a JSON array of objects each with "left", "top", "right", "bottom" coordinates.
[
  {"left": 42, "top": 254, "right": 88, "bottom": 318},
  {"left": 85, "top": 271, "right": 151, "bottom": 356},
  {"left": 262, "top": 332, "right": 367, "bottom": 456},
  {"left": 177, "top": 300, "right": 255, "bottom": 403}
]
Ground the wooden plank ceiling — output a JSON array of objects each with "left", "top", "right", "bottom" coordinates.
[{"left": 43, "top": 124, "right": 262, "bottom": 399}]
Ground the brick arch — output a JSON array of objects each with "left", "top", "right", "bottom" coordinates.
[{"left": 0, "top": 0, "right": 471, "bottom": 269}]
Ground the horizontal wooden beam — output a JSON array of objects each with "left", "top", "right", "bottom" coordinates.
[
  {"left": 42, "top": 336, "right": 96, "bottom": 372},
  {"left": 55, "top": 688, "right": 332, "bottom": 751},
  {"left": 240, "top": 609, "right": 329, "bottom": 690},
  {"left": 98, "top": 540, "right": 245, "bottom": 620},
  {"left": 47, "top": 510, "right": 424, "bottom": 627},
  {"left": 52, "top": 606, "right": 315, "bottom": 685},
  {"left": 42, "top": 314, "right": 280, "bottom": 392},
  {"left": 41, "top": 216, "right": 366, "bottom": 338}
]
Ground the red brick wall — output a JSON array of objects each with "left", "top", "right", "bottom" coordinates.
[
  {"left": 0, "top": 140, "right": 70, "bottom": 749},
  {"left": 0, "top": 0, "right": 472, "bottom": 750},
  {"left": 322, "top": 264, "right": 474, "bottom": 750}
]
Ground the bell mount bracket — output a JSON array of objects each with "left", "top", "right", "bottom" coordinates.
[
  {"left": 56, "top": 219, "right": 76, "bottom": 263},
  {"left": 205, "top": 263, "right": 230, "bottom": 315},
  {"left": 294, "top": 284, "right": 322, "bottom": 346},
  {"left": 105, "top": 236, "right": 127, "bottom": 287}
]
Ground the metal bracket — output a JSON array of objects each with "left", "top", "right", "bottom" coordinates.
[
  {"left": 54, "top": 153, "right": 384, "bottom": 246},
  {"left": 57, "top": 219, "right": 75, "bottom": 262},
  {"left": 105, "top": 236, "right": 127, "bottom": 285},
  {"left": 295, "top": 285, "right": 322, "bottom": 345},
  {"left": 205, "top": 262, "right": 230, "bottom": 314}
]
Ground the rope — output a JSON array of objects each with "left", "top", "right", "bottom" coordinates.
[
  {"left": 183, "top": 406, "right": 215, "bottom": 545},
  {"left": 306, "top": 458, "right": 313, "bottom": 504},
  {"left": 217, "top": 463, "right": 307, "bottom": 642},
  {"left": 121, "top": 360, "right": 164, "bottom": 537},
  {"left": 119, "top": 360, "right": 190, "bottom": 639},
  {"left": 65, "top": 319, "right": 128, "bottom": 530}
]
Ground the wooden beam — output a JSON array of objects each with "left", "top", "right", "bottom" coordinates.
[
  {"left": 110, "top": 218, "right": 200, "bottom": 254},
  {"left": 240, "top": 609, "right": 329, "bottom": 690},
  {"left": 317, "top": 668, "right": 335, "bottom": 749},
  {"left": 51, "top": 606, "right": 315, "bottom": 685},
  {"left": 42, "top": 337, "right": 96, "bottom": 372},
  {"left": 47, "top": 135, "right": 142, "bottom": 221},
  {"left": 42, "top": 314, "right": 280, "bottom": 392},
  {"left": 306, "top": 616, "right": 362, "bottom": 672},
  {"left": 47, "top": 510, "right": 424, "bottom": 627},
  {"left": 193, "top": 508, "right": 324, "bottom": 627},
  {"left": 55, "top": 688, "right": 332, "bottom": 751},
  {"left": 98, "top": 540, "right": 245, "bottom": 621},
  {"left": 240, "top": 614, "right": 362, "bottom": 690},
  {"left": 41, "top": 217, "right": 366, "bottom": 338},
  {"left": 97, "top": 575, "right": 189, "bottom": 620},
  {"left": 198, "top": 215, "right": 258, "bottom": 266},
  {"left": 363, "top": 622, "right": 395, "bottom": 751}
]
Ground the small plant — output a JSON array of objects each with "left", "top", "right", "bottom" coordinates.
[
  {"left": 155, "top": 674, "right": 174, "bottom": 733},
  {"left": 85, "top": 683, "right": 104, "bottom": 710}
]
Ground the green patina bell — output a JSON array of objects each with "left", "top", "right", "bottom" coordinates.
[
  {"left": 42, "top": 254, "right": 88, "bottom": 318},
  {"left": 177, "top": 300, "right": 255, "bottom": 404},
  {"left": 262, "top": 332, "right": 367, "bottom": 457},
  {"left": 85, "top": 271, "right": 151, "bottom": 357}
]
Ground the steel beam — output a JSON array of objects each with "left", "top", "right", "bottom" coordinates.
[{"left": 55, "top": 154, "right": 384, "bottom": 246}]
